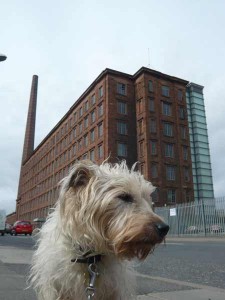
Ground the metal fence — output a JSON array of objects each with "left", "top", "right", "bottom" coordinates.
[{"left": 155, "top": 197, "right": 225, "bottom": 237}]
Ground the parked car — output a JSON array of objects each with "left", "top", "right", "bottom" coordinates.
[
  {"left": 210, "top": 224, "right": 223, "bottom": 233},
  {"left": 5, "top": 223, "right": 12, "bottom": 234},
  {"left": 185, "top": 225, "right": 201, "bottom": 234},
  {"left": 11, "top": 220, "right": 33, "bottom": 236}
]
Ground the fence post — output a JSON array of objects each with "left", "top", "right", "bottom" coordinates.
[
  {"left": 176, "top": 205, "right": 180, "bottom": 237},
  {"left": 201, "top": 199, "right": 207, "bottom": 237}
]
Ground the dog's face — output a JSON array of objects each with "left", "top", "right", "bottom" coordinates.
[{"left": 59, "top": 160, "right": 169, "bottom": 260}]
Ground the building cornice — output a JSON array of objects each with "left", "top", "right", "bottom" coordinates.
[{"left": 133, "top": 67, "right": 189, "bottom": 85}]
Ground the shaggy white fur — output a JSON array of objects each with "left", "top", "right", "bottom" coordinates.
[{"left": 30, "top": 160, "right": 168, "bottom": 300}]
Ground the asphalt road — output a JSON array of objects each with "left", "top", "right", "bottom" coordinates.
[
  {"left": 135, "top": 239, "right": 225, "bottom": 291},
  {"left": 0, "top": 235, "right": 225, "bottom": 298},
  {"left": 0, "top": 234, "right": 35, "bottom": 249}
]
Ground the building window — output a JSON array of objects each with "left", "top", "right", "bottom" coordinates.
[
  {"left": 83, "top": 117, "right": 88, "bottom": 129},
  {"left": 56, "top": 131, "right": 60, "bottom": 141},
  {"left": 151, "top": 163, "right": 158, "bottom": 178},
  {"left": 162, "top": 102, "right": 172, "bottom": 116},
  {"left": 179, "top": 107, "right": 186, "bottom": 119},
  {"left": 91, "top": 94, "right": 96, "bottom": 106},
  {"left": 90, "top": 149, "right": 95, "bottom": 162},
  {"left": 84, "top": 135, "right": 88, "bottom": 147},
  {"left": 183, "top": 146, "right": 188, "bottom": 160},
  {"left": 151, "top": 188, "right": 159, "bottom": 203},
  {"left": 138, "top": 119, "right": 143, "bottom": 135},
  {"left": 163, "top": 122, "right": 173, "bottom": 137},
  {"left": 165, "top": 143, "right": 174, "bottom": 158},
  {"left": 180, "top": 126, "right": 186, "bottom": 139},
  {"left": 98, "top": 122, "right": 103, "bottom": 137},
  {"left": 140, "top": 164, "right": 145, "bottom": 175},
  {"left": 166, "top": 165, "right": 176, "bottom": 181},
  {"left": 117, "top": 121, "right": 128, "bottom": 135},
  {"left": 178, "top": 90, "right": 183, "bottom": 101},
  {"left": 150, "top": 119, "right": 157, "bottom": 133},
  {"left": 167, "top": 189, "right": 176, "bottom": 203},
  {"left": 79, "top": 106, "right": 83, "bottom": 117},
  {"left": 73, "top": 144, "right": 76, "bottom": 155},
  {"left": 139, "top": 141, "right": 144, "bottom": 157},
  {"left": 79, "top": 122, "right": 83, "bottom": 134},
  {"left": 73, "top": 127, "right": 77, "bottom": 138},
  {"left": 137, "top": 98, "right": 143, "bottom": 114},
  {"left": 162, "top": 85, "right": 170, "bottom": 97},
  {"left": 99, "top": 86, "right": 103, "bottom": 98},
  {"left": 85, "top": 101, "right": 89, "bottom": 111},
  {"left": 78, "top": 139, "right": 82, "bottom": 150},
  {"left": 98, "top": 103, "right": 103, "bottom": 117},
  {"left": 149, "top": 98, "right": 154, "bottom": 112},
  {"left": 91, "top": 110, "right": 96, "bottom": 123},
  {"left": 117, "top": 83, "right": 126, "bottom": 95},
  {"left": 150, "top": 140, "right": 157, "bottom": 155},
  {"left": 184, "top": 167, "right": 190, "bottom": 182},
  {"left": 90, "top": 129, "right": 95, "bottom": 142},
  {"left": 148, "top": 80, "right": 154, "bottom": 92},
  {"left": 83, "top": 153, "right": 88, "bottom": 160},
  {"left": 98, "top": 144, "right": 103, "bottom": 158},
  {"left": 117, "top": 142, "right": 127, "bottom": 157},
  {"left": 74, "top": 112, "right": 77, "bottom": 122},
  {"left": 118, "top": 101, "right": 127, "bottom": 115},
  {"left": 185, "top": 190, "right": 191, "bottom": 202}
]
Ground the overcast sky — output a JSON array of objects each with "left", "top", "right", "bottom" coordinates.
[{"left": 0, "top": 0, "right": 225, "bottom": 214}]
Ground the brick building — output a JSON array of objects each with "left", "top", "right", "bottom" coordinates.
[
  {"left": 16, "top": 67, "right": 213, "bottom": 222},
  {"left": 6, "top": 212, "right": 16, "bottom": 225}
]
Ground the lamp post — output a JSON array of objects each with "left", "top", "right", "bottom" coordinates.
[{"left": 0, "top": 54, "right": 7, "bottom": 62}]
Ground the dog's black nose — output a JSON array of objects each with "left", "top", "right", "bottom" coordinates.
[{"left": 155, "top": 222, "right": 169, "bottom": 238}]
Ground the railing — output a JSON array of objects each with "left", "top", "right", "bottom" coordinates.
[{"left": 155, "top": 197, "right": 225, "bottom": 236}]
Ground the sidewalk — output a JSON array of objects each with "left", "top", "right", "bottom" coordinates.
[
  {"left": 166, "top": 236, "right": 225, "bottom": 243},
  {"left": 138, "top": 289, "right": 225, "bottom": 300},
  {"left": 136, "top": 272, "right": 225, "bottom": 300}
]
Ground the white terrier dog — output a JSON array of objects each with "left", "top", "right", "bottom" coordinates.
[{"left": 30, "top": 160, "right": 169, "bottom": 300}]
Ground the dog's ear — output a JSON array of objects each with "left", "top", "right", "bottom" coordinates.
[{"left": 67, "top": 160, "right": 94, "bottom": 189}]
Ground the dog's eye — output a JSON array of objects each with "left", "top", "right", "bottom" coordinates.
[{"left": 118, "top": 194, "right": 133, "bottom": 203}]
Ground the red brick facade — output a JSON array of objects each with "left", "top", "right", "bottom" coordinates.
[
  {"left": 16, "top": 67, "right": 194, "bottom": 222},
  {"left": 6, "top": 212, "right": 16, "bottom": 225}
]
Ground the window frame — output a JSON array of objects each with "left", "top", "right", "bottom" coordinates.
[
  {"left": 166, "top": 165, "right": 176, "bottom": 181},
  {"left": 148, "top": 80, "right": 154, "bottom": 92},
  {"left": 117, "top": 82, "right": 126, "bottom": 95},
  {"left": 117, "top": 142, "right": 128, "bottom": 157},
  {"left": 163, "top": 122, "right": 173, "bottom": 137},
  {"left": 117, "top": 121, "right": 128, "bottom": 135},
  {"left": 162, "top": 85, "right": 170, "bottom": 97},
  {"left": 167, "top": 189, "right": 176, "bottom": 203},
  {"left": 117, "top": 100, "right": 127, "bottom": 115},
  {"left": 162, "top": 102, "right": 172, "bottom": 116}
]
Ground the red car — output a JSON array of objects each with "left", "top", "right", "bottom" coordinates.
[{"left": 11, "top": 220, "right": 33, "bottom": 236}]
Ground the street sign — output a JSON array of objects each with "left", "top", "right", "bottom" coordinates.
[{"left": 170, "top": 208, "right": 177, "bottom": 216}]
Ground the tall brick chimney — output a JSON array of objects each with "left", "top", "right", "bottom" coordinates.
[
  {"left": 21, "top": 75, "right": 38, "bottom": 163},
  {"left": 16, "top": 75, "right": 38, "bottom": 218}
]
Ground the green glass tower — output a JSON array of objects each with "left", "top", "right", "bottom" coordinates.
[{"left": 186, "top": 83, "right": 214, "bottom": 202}]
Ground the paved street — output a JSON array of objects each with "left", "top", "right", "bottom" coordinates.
[
  {"left": 136, "top": 238, "right": 225, "bottom": 290},
  {"left": 0, "top": 235, "right": 225, "bottom": 299}
]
